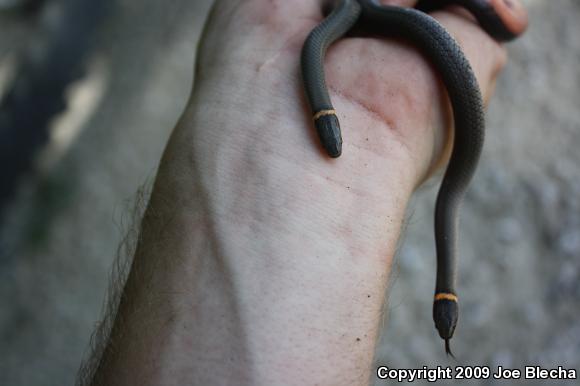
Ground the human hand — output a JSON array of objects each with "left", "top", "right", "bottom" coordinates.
[
  {"left": 151, "top": 0, "right": 515, "bottom": 269},
  {"left": 184, "top": 0, "right": 510, "bottom": 188}
]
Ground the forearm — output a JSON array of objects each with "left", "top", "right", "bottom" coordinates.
[{"left": 89, "top": 77, "right": 424, "bottom": 386}]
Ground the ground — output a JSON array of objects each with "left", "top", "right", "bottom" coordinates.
[{"left": 0, "top": 0, "right": 578, "bottom": 385}]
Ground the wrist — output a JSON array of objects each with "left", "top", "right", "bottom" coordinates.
[
  {"left": 124, "top": 99, "right": 418, "bottom": 384},
  {"left": 179, "top": 89, "right": 418, "bottom": 258}
]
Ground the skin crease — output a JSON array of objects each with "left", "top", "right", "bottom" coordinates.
[{"left": 84, "top": 1, "right": 519, "bottom": 385}]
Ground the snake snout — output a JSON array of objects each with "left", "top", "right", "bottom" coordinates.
[
  {"left": 433, "top": 299, "right": 459, "bottom": 340},
  {"left": 314, "top": 114, "right": 343, "bottom": 157}
]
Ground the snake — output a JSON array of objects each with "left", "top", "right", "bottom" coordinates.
[{"left": 301, "top": 0, "right": 527, "bottom": 355}]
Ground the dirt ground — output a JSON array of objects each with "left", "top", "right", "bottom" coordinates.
[{"left": 0, "top": 0, "right": 578, "bottom": 385}]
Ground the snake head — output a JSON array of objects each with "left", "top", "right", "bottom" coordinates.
[
  {"left": 433, "top": 298, "right": 459, "bottom": 353},
  {"left": 314, "top": 113, "right": 342, "bottom": 158}
]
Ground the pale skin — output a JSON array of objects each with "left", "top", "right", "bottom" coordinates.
[{"left": 83, "top": 0, "right": 513, "bottom": 385}]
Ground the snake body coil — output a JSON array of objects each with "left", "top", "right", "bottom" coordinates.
[{"left": 301, "top": 0, "right": 527, "bottom": 355}]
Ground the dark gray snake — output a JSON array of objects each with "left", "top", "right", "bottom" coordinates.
[{"left": 301, "top": 0, "right": 527, "bottom": 355}]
